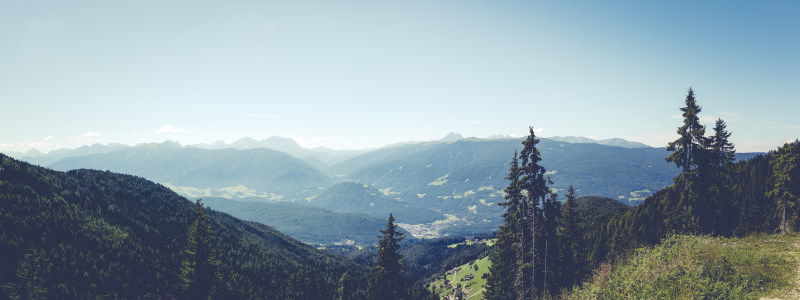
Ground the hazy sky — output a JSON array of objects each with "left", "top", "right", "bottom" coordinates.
[{"left": 1, "top": 1, "right": 798, "bottom": 153}]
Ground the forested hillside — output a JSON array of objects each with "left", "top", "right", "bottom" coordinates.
[
  {"left": 201, "top": 197, "right": 393, "bottom": 245},
  {"left": 482, "top": 89, "right": 800, "bottom": 299},
  {"left": 0, "top": 154, "right": 367, "bottom": 299}
]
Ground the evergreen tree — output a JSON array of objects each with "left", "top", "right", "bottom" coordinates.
[
  {"left": 768, "top": 141, "right": 800, "bottom": 234},
  {"left": 485, "top": 151, "right": 522, "bottom": 300},
  {"left": 559, "top": 185, "right": 581, "bottom": 287},
  {"left": 9, "top": 247, "right": 50, "bottom": 300},
  {"left": 367, "top": 214, "right": 407, "bottom": 300},
  {"left": 337, "top": 272, "right": 351, "bottom": 300},
  {"left": 541, "top": 192, "right": 561, "bottom": 294},
  {"left": 709, "top": 118, "right": 736, "bottom": 168},
  {"left": 667, "top": 87, "right": 708, "bottom": 175},
  {"left": 518, "top": 126, "right": 553, "bottom": 298},
  {"left": 180, "top": 199, "right": 223, "bottom": 299},
  {"left": 286, "top": 266, "right": 322, "bottom": 300},
  {"left": 703, "top": 118, "right": 736, "bottom": 234},
  {"left": 666, "top": 88, "right": 708, "bottom": 233}
]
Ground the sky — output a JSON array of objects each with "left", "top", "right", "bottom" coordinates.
[{"left": 1, "top": 1, "right": 798, "bottom": 153}]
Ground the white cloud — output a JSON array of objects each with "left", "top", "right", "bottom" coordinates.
[
  {"left": 44, "top": 136, "right": 53, "bottom": 141},
  {"left": 248, "top": 113, "right": 280, "bottom": 119},
  {"left": 155, "top": 125, "right": 186, "bottom": 134},
  {"left": 76, "top": 131, "right": 103, "bottom": 143},
  {"left": 312, "top": 137, "right": 328, "bottom": 143},
  {"left": 532, "top": 127, "right": 544, "bottom": 133},
  {"left": 472, "top": 120, "right": 482, "bottom": 125}
]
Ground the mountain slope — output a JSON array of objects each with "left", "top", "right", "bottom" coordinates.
[
  {"left": 329, "top": 138, "right": 678, "bottom": 234},
  {"left": 48, "top": 142, "right": 331, "bottom": 199},
  {"left": 0, "top": 153, "right": 366, "bottom": 299},
  {"left": 311, "top": 182, "right": 444, "bottom": 224},
  {"left": 568, "top": 234, "right": 799, "bottom": 299},
  {"left": 201, "top": 197, "right": 392, "bottom": 245}
]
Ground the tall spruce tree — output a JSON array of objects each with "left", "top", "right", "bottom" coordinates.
[
  {"left": 559, "top": 185, "right": 581, "bottom": 287},
  {"left": 541, "top": 192, "right": 561, "bottom": 294},
  {"left": 180, "top": 199, "right": 223, "bottom": 299},
  {"left": 666, "top": 88, "right": 708, "bottom": 233},
  {"left": 709, "top": 118, "right": 736, "bottom": 168},
  {"left": 703, "top": 118, "right": 736, "bottom": 234},
  {"left": 667, "top": 88, "right": 708, "bottom": 174},
  {"left": 768, "top": 141, "right": 800, "bottom": 234},
  {"left": 485, "top": 151, "right": 522, "bottom": 300},
  {"left": 519, "top": 127, "right": 553, "bottom": 298},
  {"left": 367, "top": 214, "right": 407, "bottom": 300}
]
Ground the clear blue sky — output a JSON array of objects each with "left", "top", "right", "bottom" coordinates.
[{"left": 1, "top": 1, "right": 797, "bottom": 153}]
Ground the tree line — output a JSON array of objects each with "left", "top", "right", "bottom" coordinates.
[{"left": 484, "top": 88, "right": 800, "bottom": 299}]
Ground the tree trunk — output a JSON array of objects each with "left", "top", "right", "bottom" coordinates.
[{"left": 781, "top": 205, "right": 787, "bottom": 235}]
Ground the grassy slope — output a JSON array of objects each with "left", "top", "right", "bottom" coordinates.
[
  {"left": 429, "top": 256, "right": 491, "bottom": 299},
  {"left": 566, "top": 234, "right": 800, "bottom": 300}
]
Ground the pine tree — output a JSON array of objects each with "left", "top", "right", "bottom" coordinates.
[
  {"left": 367, "top": 213, "right": 407, "bottom": 300},
  {"left": 709, "top": 118, "right": 736, "bottom": 168},
  {"left": 180, "top": 199, "right": 223, "bottom": 299},
  {"left": 541, "top": 192, "right": 561, "bottom": 294},
  {"left": 768, "top": 141, "right": 800, "bottom": 234},
  {"left": 286, "top": 266, "right": 322, "bottom": 300},
  {"left": 518, "top": 126, "right": 553, "bottom": 297},
  {"left": 667, "top": 87, "right": 708, "bottom": 175},
  {"left": 10, "top": 247, "right": 50, "bottom": 300},
  {"left": 337, "top": 272, "right": 351, "bottom": 300},
  {"left": 559, "top": 185, "right": 581, "bottom": 287},
  {"left": 704, "top": 118, "right": 736, "bottom": 234},
  {"left": 666, "top": 88, "right": 708, "bottom": 233},
  {"left": 485, "top": 151, "right": 522, "bottom": 300}
]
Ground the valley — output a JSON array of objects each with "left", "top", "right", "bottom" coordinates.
[{"left": 23, "top": 134, "right": 690, "bottom": 245}]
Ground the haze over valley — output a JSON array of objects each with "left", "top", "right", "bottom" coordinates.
[{"left": 2, "top": 1, "right": 798, "bottom": 299}]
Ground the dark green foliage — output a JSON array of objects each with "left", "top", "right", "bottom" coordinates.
[
  {"left": 180, "top": 200, "right": 223, "bottom": 299},
  {"left": 487, "top": 127, "right": 563, "bottom": 299},
  {"left": 485, "top": 152, "right": 523, "bottom": 300},
  {"left": 401, "top": 234, "right": 491, "bottom": 282},
  {"left": 202, "top": 197, "right": 391, "bottom": 245},
  {"left": 8, "top": 247, "right": 50, "bottom": 299},
  {"left": 286, "top": 266, "right": 323, "bottom": 300},
  {"left": 577, "top": 139, "right": 800, "bottom": 290},
  {"left": 768, "top": 141, "right": 800, "bottom": 234},
  {"left": 559, "top": 185, "right": 581, "bottom": 288},
  {"left": 0, "top": 154, "right": 367, "bottom": 299},
  {"left": 367, "top": 214, "right": 407, "bottom": 300},
  {"left": 666, "top": 87, "right": 707, "bottom": 174}
]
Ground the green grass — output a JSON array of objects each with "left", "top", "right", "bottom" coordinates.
[
  {"left": 429, "top": 256, "right": 491, "bottom": 299},
  {"left": 565, "top": 234, "right": 800, "bottom": 300},
  {"left": 447, "top": 238, "right": 496, "bottom": 249}
]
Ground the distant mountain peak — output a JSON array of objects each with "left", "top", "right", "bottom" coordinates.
[
  {"left": 440, "top": 132, "right": 464, "bottom": 142},
  {"left": 548, "top": 136, "right": 650, "bottom": 149}
]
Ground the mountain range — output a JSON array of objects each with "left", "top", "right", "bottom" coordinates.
[{"left": 6, "top": 134, "right": 763, "bottom": 243}]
